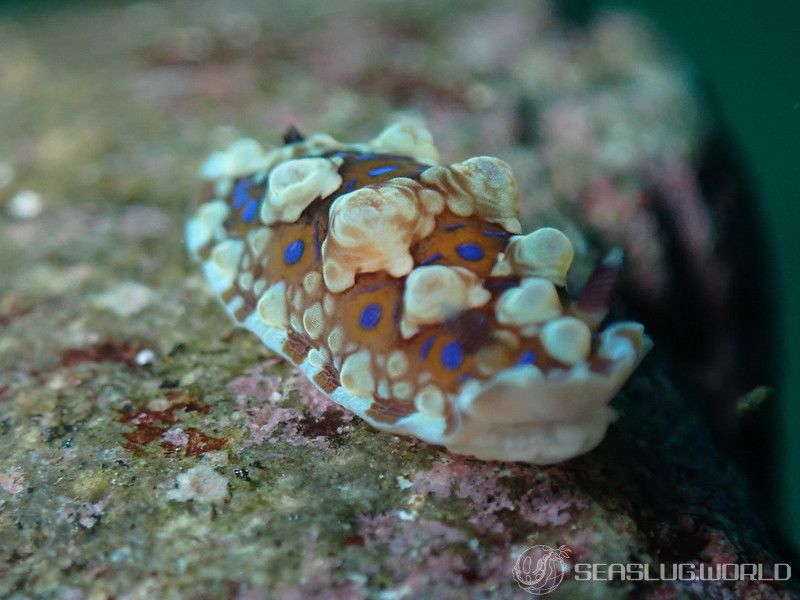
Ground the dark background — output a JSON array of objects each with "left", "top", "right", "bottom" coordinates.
[{"left": 588, "top": 0, "right": 800, "bottom": 554}]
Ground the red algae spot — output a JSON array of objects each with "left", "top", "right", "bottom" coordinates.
[
  {"left": 343, "top": 534, "right": 365, "bottom": 547},
  {"left": 118, "top": 390, "right": 224, "bottom": 455},
  {"left": 61, "top": 340, "right": 144, "bottom": 369},
  {"left": 182, "top": 427, "right": 227, "bottom": 456},
  {"left": 295, "top": 409, "right": 349, "bottom": 438},
  {"left": 118, "top": 407, "right": 178, "bottom": 426},
  {"left": 123, "top": 425, "right": 168, "bottom": 447}
]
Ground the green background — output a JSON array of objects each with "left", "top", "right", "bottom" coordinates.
[{"left": 594, "top": 0, "right": 800, "bottom": 551}]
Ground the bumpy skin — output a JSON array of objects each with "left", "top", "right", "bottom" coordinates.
[{"left": 186, "top": 122, "right": 651, "bottom": 464}]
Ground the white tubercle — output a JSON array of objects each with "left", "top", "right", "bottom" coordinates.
[
  {"left": 421, "top": 156, "right": 522, "bottom": 233},
  {"left": 503, "top": 227, "right": 574, "bottom": 285},
  {"left": 340, "top": 350, "right": 375, "bottom": 396},
  {"left": 261, "top": 157, "right": 343, "bottom": 224},
  {"left": 368, "top": 120, "right": 440, "bottom": 165},
  {"left": 540, "top": 317, "right": 592, "bottom": 365},
  {"left": 185, "top": 200, "right": 229, "bottom": 258},
  {"left": 414, "top": 384, "right": 446, "bottom": 417},
  {"left": 400, "top": 265, "right": 491, "bottom": 339},
  {"left": 495, "top": 277, "right": 562, "bottom": 335},
  {"left": 209, "top": 239, "right": 244, "bottom": 288},
  {"left": 302, "top": 302, "right": 325, "bottom": 340},
  {"left": 322, "top": 181, "right": 441, "bottom": 293},
  {"left": 201, "top": 138, "right": 268, "bottom": 195},
  {"left": 257, "top": 281, "right": 288, "bottom": 328},
  {"left": 246, "top": 227, "right": 272, "bottom": 257}
]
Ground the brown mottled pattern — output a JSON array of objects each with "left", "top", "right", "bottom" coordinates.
[
  {"left": 314, "top": 362, "right": 341, "bottom": 394},
  {"left": 365, "top": 397, "right": 417, "bottom": 424},
  {"left": 234, "top": 303, "right": 252, "bottom": 322},
  {"left": 285, "top": 331, "right": 312, "bottom": 363}
]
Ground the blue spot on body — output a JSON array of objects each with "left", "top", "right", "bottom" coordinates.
[
  {"left": 284, "top": 240, "right": 305, "bottom": 265},
  {"left": 232, "top": 178, "right": 252, "bottom": 209},
  {"left": 456, "top": 243, "right": 485, "bottom": 261},
  {"left": 344, "top": 178, "right": 356, "bottom": 193},
  {"left": 420, "top": 335, "right": 436, "bottom": 359},
  {"left": 354, "top": 153, "right": 380, "bottom": 162},
  {"left": 440, "top": 342, "right": 465, "bottom": 371},
  {"left": 418, "top": 252, "right": 443, "bottom": 266},
  {"left": 444, "top": 223, "right": 465, "bottom": 232},
  {"left": 359, "top": 303, "right": 382, "bottom": 329},
  {"left": 367, "top": 165, "right": 397, "bottom": 177},
  {"left": 517, "top": 350, "right": 537, "bottom": 366},
  {"left": 241, "top": 199, "right": 258, "bottom": 223}
]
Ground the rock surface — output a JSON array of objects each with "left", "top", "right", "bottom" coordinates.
[{"left": 0, "top": 1, "right": 791, "bottom": 598}]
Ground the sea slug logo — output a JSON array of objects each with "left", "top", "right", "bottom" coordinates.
[
  {"left": 513, "top": 544, "right": 572, "bottom": 595},
  {"left": 512, "top": 544, "right": 791, "bottom": 593}
]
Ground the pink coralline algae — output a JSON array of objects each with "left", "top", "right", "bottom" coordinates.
[
  {"left": 413, "top": 458, "right": 588, "bottom": 534},
  {"left": 161, "top": 426, "right": 190, "bottom": 448},
  {"left": 227, "top": 366, "right": 283, "bottom": 404},
  {"left": 270, "top": 529, "right": 368, "bottom": 600},
  {"left": 359, "top": 511, "right": 468, "bottom": 549},
  {"left": 413, "top": 459, "right": 515, "bottom": 515},
  {"left": 231, "top": 363, "right": 353, "bottom": 449},
  {"left": 357, "top": 511, "right": 472, "bottom": 591},
  {"left": 290, "top": 371, "right": 353, "bottom": 422},
  {"left": 518, "top": 485, "right": 588, "bottom": 527},
  {"left": 57, "top": 497, "right": 108, "bottom": 530},
  {"left": 0, "top": 467, "right": 24, "bottom": 494}
]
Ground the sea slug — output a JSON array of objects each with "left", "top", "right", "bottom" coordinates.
[{"left": 186, "top": 121, "right": 651, "bottom": 463}]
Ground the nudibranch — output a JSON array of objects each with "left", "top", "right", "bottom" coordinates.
[{"left": 186, "top": 122, "right": 650, "bottom": 464}]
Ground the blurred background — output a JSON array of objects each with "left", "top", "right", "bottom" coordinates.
[
  {"left": 0, "top": 0, "right": 797, "bottom": 557},
  {"left": 594, "top": 0, "right": 799, "bottom": 556}
]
